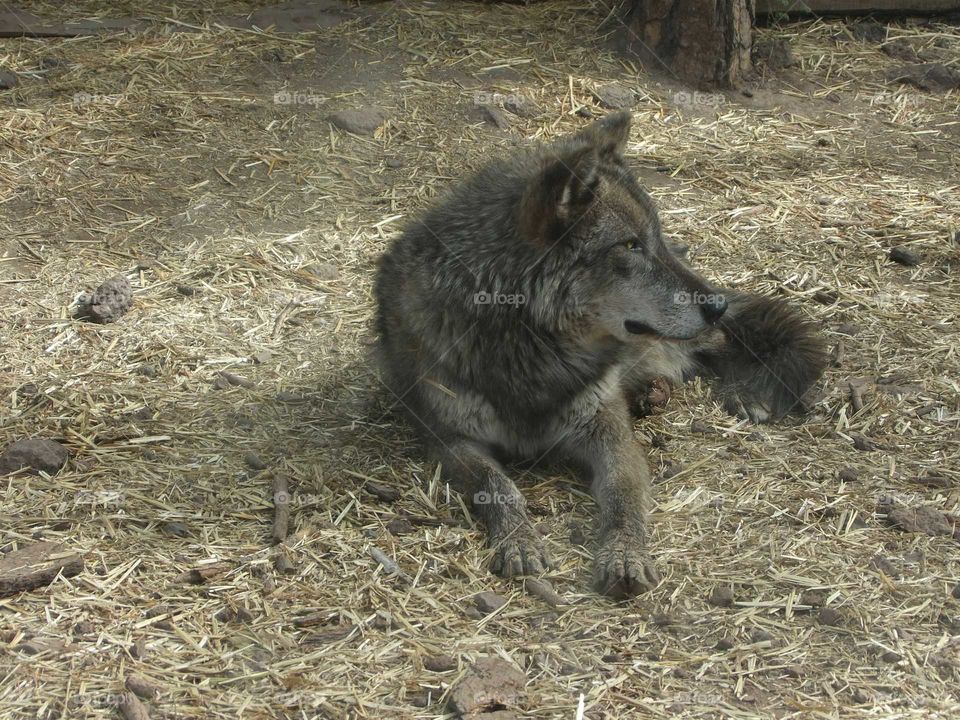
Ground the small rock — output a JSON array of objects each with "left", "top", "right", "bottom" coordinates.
[
  {"left": 137, "top": 364, "right": 158, "bottom": 378},
  {"left": 914, "top": 472, "right": 951, "bottom": 489},
  {"left": 72, "top": 620, "right": 96, "bottom": 636},
  {"left": 881, "top": 650, "right": 903, "bottom": 664},
  {"left": 0, "top": 70, "right": 19, "bottom": 89},
  {"left": 262, "top": 48, "right": 285, "bottom": 63},
  {"left": 784, "top": 665, "right": 804, "bottom": 678},
  {"left": 243, "top": 452, "right": 268, "bottom": 470},
  {"left": 448, "top": 656, "right": 526, "bottom": 716},
  {"left": 20, "top": 637, "right": 68, "bottom": 655},
  {"left": 275, "top": 391, "right": 307, "bottom": 403},
  {"left": 125, "top": 675, "right": 161, "bottom": 699},
  {"left": 503, "top": 94, "right": 540, "bottom": 118},
  {"left": 176, "top": 283, "right": 199, "bottom": 296},
  {"left": 0, "top": 438, "right": 69, "bottom": 475},
  {"left": 881, "top": 40, "right": 919, "bottom": 62},
  {"left": 130, "top": 637, "right": 148, "bottom": 660},
  {"left": 304, "top": 262, "right": 339, "bottom": 281},
  {"left": 753, "top": 38, "right": 795, "bottom": 69},
  {"left": 652, "top": 613, "right": 681, "bottom": 628},
  {"left": 38, "top": 56, "right": 65, "bottom": 71},
  {"left": 471, "top": 103, "right": 511, "bottom": 130},
  {"left": 79, "top": 274, "right": 133, "bottom": 323},
  {"left": 938, "top": 613, "right": 960, "bottom": 633},
  {"left": 690, "top": 420, "right": 710, "bottom": 434},
  {"left": 716, "top": 637, "right": 735, "bottom": 651},
  {"left": 327, "top": 107, "right": 388, "bottom": 135},
  {"left": 836, "top": 322, "right": 860, "bottom": 336},
  {"left": 423, "top": 653, "right": 457, "bottom": 672},
  {"left": 885, "top": 504, "right": 954, "bottom": 537},
  {"left": 568, "top": 522, "right": 587, "bottom": 546},
  {"left": 750, "top": 628, "right": 773, "bottom": 644},
  {"left": 163, "top": 522, "right": 190, "bottom": 538},
  {"left": 870, "top": 555, "right": 899, "bottom": 578},
  {"left": 838, "top": 467, "right": 858, "bottom": 482},
  {"left": 386, "top": 518, "right": 415, "bottom": 535},
  {"left": 887, "top": 63, "right": 960, "bottom": 91},
  {"left": 602, "top": 652, "right": 624, "bottom": 663},
  {"left": 851, "top": 434, "right": 876, "bottom": 452},
  {"left": 136, "top": 258, "right": 157, "bottom": 271},
  {"left": 473, "top": 591, "right": 507, "bottom": 614},
  {"left": 217, "top": 371, "right": 254, "bottom": 389},
  {"left": 849, "top": 21, "right": 887, "bottom": 43},
  {"left": 523, "top": 578, "right": 562, "bottom": 608},
  {"left": 889, "top": 246, "right": 920, "bottom": 266},
  {"left": 365, "top": 481, "right": 400, "bottom": 502},
  {"left": 818, "top": 607, "right": 843, "bottom": 626},
  {"left": 708, "top": 586, "right": 735, "bottom": 607},
  {"left": 592, "top": 83, "right": 636, "bottom": 110},
  {"left": 385, "top": 157, "right": 404, "bottom": 169}
]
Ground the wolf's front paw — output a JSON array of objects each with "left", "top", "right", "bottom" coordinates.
[
  {"left": 489, "top": 523, "right": 551, "bottom": 577},
  {"left": 594, "top": 531, "right": 660, "bottom": 598},
  {"left": 722, "top": 391, "right": 774, "bottom": 424}
]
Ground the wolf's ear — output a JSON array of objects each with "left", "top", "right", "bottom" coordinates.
[
  {"left": 580, "top": 110, "right": 632, "bottom": 158},
  {"left": 519, "top": 145, "right": 600, "bottom": 242}
]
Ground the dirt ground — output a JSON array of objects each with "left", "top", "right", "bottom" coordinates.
[{"left": 1, "top": 1, "right": 959, "bottom": 718}]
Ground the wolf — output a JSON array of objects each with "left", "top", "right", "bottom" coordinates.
[{"left": 374, "top": 111, "right": 826, "bottom": 597}]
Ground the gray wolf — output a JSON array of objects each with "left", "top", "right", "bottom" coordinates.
[{"left": 374, "top": 111, "right": 826, "bottom": 597}]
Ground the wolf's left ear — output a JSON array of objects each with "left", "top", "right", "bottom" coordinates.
[
  {"left": 519, "top": 145, "right": 600, "bottom": 242},
  {"left": 580, "top": 110, "right": 632, "bottom": 158}
]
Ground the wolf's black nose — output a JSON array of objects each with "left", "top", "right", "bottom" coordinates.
[{"left": 700, "top": 293, "right": 728, "bottom": 323}]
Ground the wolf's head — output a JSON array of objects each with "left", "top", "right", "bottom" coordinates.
[{"left": 518, "top": 111, "right": 726, "bottom": 342}]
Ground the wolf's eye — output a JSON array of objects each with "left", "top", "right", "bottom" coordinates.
[{"left": 624, "top": 238, "right": 641, "bottom": 251}]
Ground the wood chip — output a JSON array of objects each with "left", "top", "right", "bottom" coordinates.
[{"left": 0, "top": 542, "right": 83, "bottom": 596}]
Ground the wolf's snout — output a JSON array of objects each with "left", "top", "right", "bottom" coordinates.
[{"left": 699, "top": 293, "right": 728, "bottom": 324}]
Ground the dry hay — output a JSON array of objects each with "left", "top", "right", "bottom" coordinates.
[{"left": 1, "top": 1, "right": 959, "bottom": 718}]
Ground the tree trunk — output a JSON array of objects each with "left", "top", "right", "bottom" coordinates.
[{"left": 621, "top": 0, "right": 754, "bottom": 88}]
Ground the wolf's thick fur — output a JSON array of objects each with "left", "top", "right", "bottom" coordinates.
[{"left": 374, "top": 112, "right": 827, "bottom": 597}]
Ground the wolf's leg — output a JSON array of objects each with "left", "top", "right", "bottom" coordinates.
[
  {"left": 430, "top": 440, "right": 550, "bottom": 577},
  {"left": 693, "top": 292, "right": 827, "bottom": 423},
  {"left": 565, "top": 399, "right": 660, "bottom": 597}
]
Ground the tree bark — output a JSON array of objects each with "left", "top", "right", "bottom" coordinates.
[{"left": 621, "top": 0, "right": 754, "bottom": 88}]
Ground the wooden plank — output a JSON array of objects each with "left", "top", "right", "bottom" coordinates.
[
  {"left": 758, "top": 0, "right": 960, "bottom": 14},
  {"left": 0, "top": 542, "right": 83, "bottom": 596}
]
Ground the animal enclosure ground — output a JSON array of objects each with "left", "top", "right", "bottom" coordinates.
[{"left": 1, "top": 2, "right": 959, "bottom": 718}]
